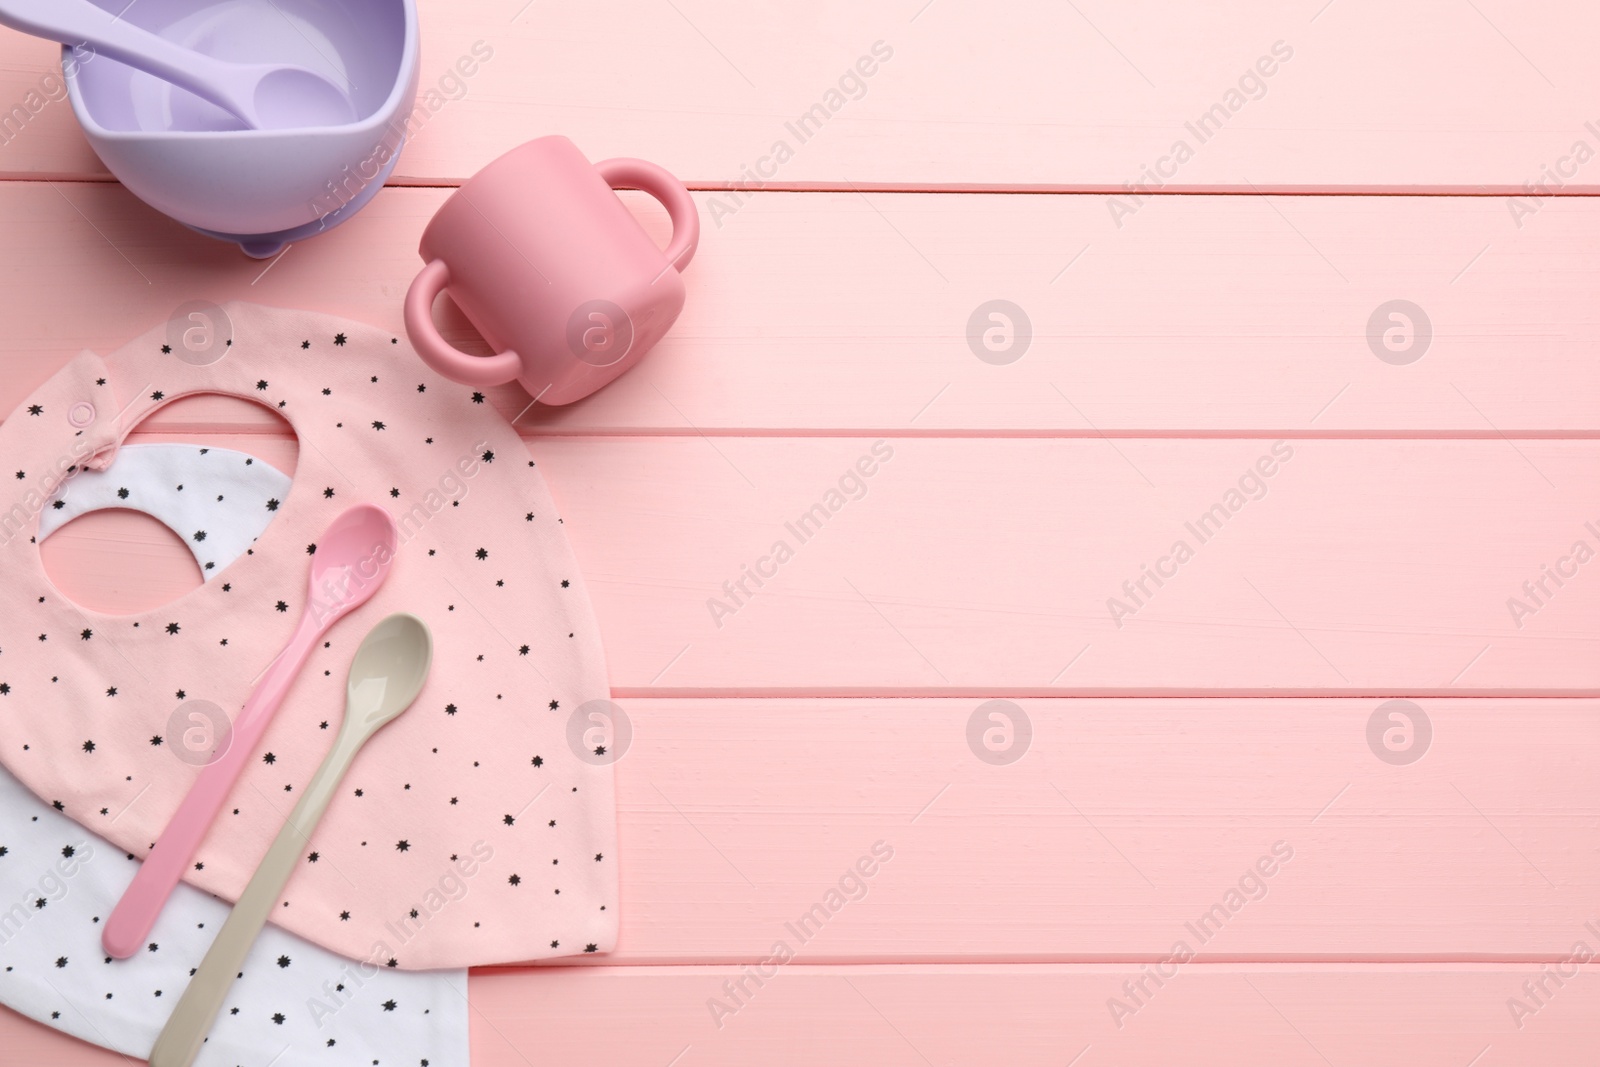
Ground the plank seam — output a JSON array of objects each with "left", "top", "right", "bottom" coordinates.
[
  {"left": 6, "top": 175, "right": 1600, "bottom": 198},
  {"left": 470, "top": 957, "right": 1600, "bottom": 971},
  {"left": 20, "top": 425, "right": 1600, "bottom": 442}
]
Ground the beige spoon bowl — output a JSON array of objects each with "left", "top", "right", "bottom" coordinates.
[{"left": 148, "top": 613, "right": 433, "bottom": 1067}]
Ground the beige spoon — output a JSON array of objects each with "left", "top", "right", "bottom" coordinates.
[{"left": 148, "top": 613, "right": 433, "bottom": 1067}]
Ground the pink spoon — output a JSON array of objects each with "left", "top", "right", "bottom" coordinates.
[{"left": 103, "top": 504, "right": 398, "bottom": 959}]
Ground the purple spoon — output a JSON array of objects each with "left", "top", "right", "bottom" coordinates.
[
  {"left": 103, "top": 504, "right": 398, "bottom": 959},
  {"left": 0, "top": 0, "right": 354, "bottom": 129}
]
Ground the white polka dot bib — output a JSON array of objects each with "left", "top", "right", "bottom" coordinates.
[
  {"left": 0, "top": 659, "right": 470, "bottom": 1067},
  {"left": 0, "top": 302, "right": 619, "bottom": 969}
]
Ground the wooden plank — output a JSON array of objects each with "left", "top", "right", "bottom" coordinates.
[
  {"left": 6, "top": 963, "right": 1597, "bottom": 1066},
  {"left": 35, "top": 440, "right": 1600, "bottom": 956},
  {"left": 532, "top": 435, "right": 1600, "bottom": 694},
  {"left": 602, "top": 697, "right": 1598, "bottom": 962},
  {"left": 24, "top": 502, "right": 1600, "bottom": 965},
  {"left": 37, "top": 437, "right": 1600, "bottom": 955},
  {"left": 36, "top": 432, "right": 1600, "bottom": 694},
  {"left": 467, "top": 964, "right": 1600, "bottom": 1066},
  {"left": 1, "top": 184, "right": 1599, "bottom": 435},
  {"left": 0, "top": 1, "right": 1597, "bottom": 192},
  {"left": 1, "top": 5, "right": 1591, "bottom": 1065}
]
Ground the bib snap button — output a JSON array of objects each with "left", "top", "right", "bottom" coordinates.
[{"left": 67, "top": 401, "right": 96, "bottom": 428}]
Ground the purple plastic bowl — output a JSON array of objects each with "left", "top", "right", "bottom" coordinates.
[{"left": 65, "top": 0, "right": 419, "bottom": 257}]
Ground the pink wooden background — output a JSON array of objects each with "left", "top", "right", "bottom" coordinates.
[{"left": 2, "top": 0, "right": 1598, "bottom": 1063}]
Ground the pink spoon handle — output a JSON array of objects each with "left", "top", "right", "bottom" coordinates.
[{"left": 103, "top": 611, "right": 322, "bottom": 958}]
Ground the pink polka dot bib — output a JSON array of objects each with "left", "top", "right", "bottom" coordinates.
[{"left": 0, "top": 302, "right": 618, "bottom": 969}]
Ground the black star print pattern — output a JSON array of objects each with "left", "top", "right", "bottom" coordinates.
[
  {"left": 7, "top": 312, "right": 616, "bottom": 973},
  {"left": 0, "top": 771, "right": 467, "bottom": 1062}
]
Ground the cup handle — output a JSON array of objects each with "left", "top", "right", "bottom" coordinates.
[
  {"left": 403, "top": 259, "right": 524, "bottom": 387},
  {"left": 594, "top": 157, "right": 700, "bottom": 273}
]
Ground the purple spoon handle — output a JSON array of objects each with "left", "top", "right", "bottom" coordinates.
[{"left": 0, "top": 0, "right": 349, "bottom": 128}]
